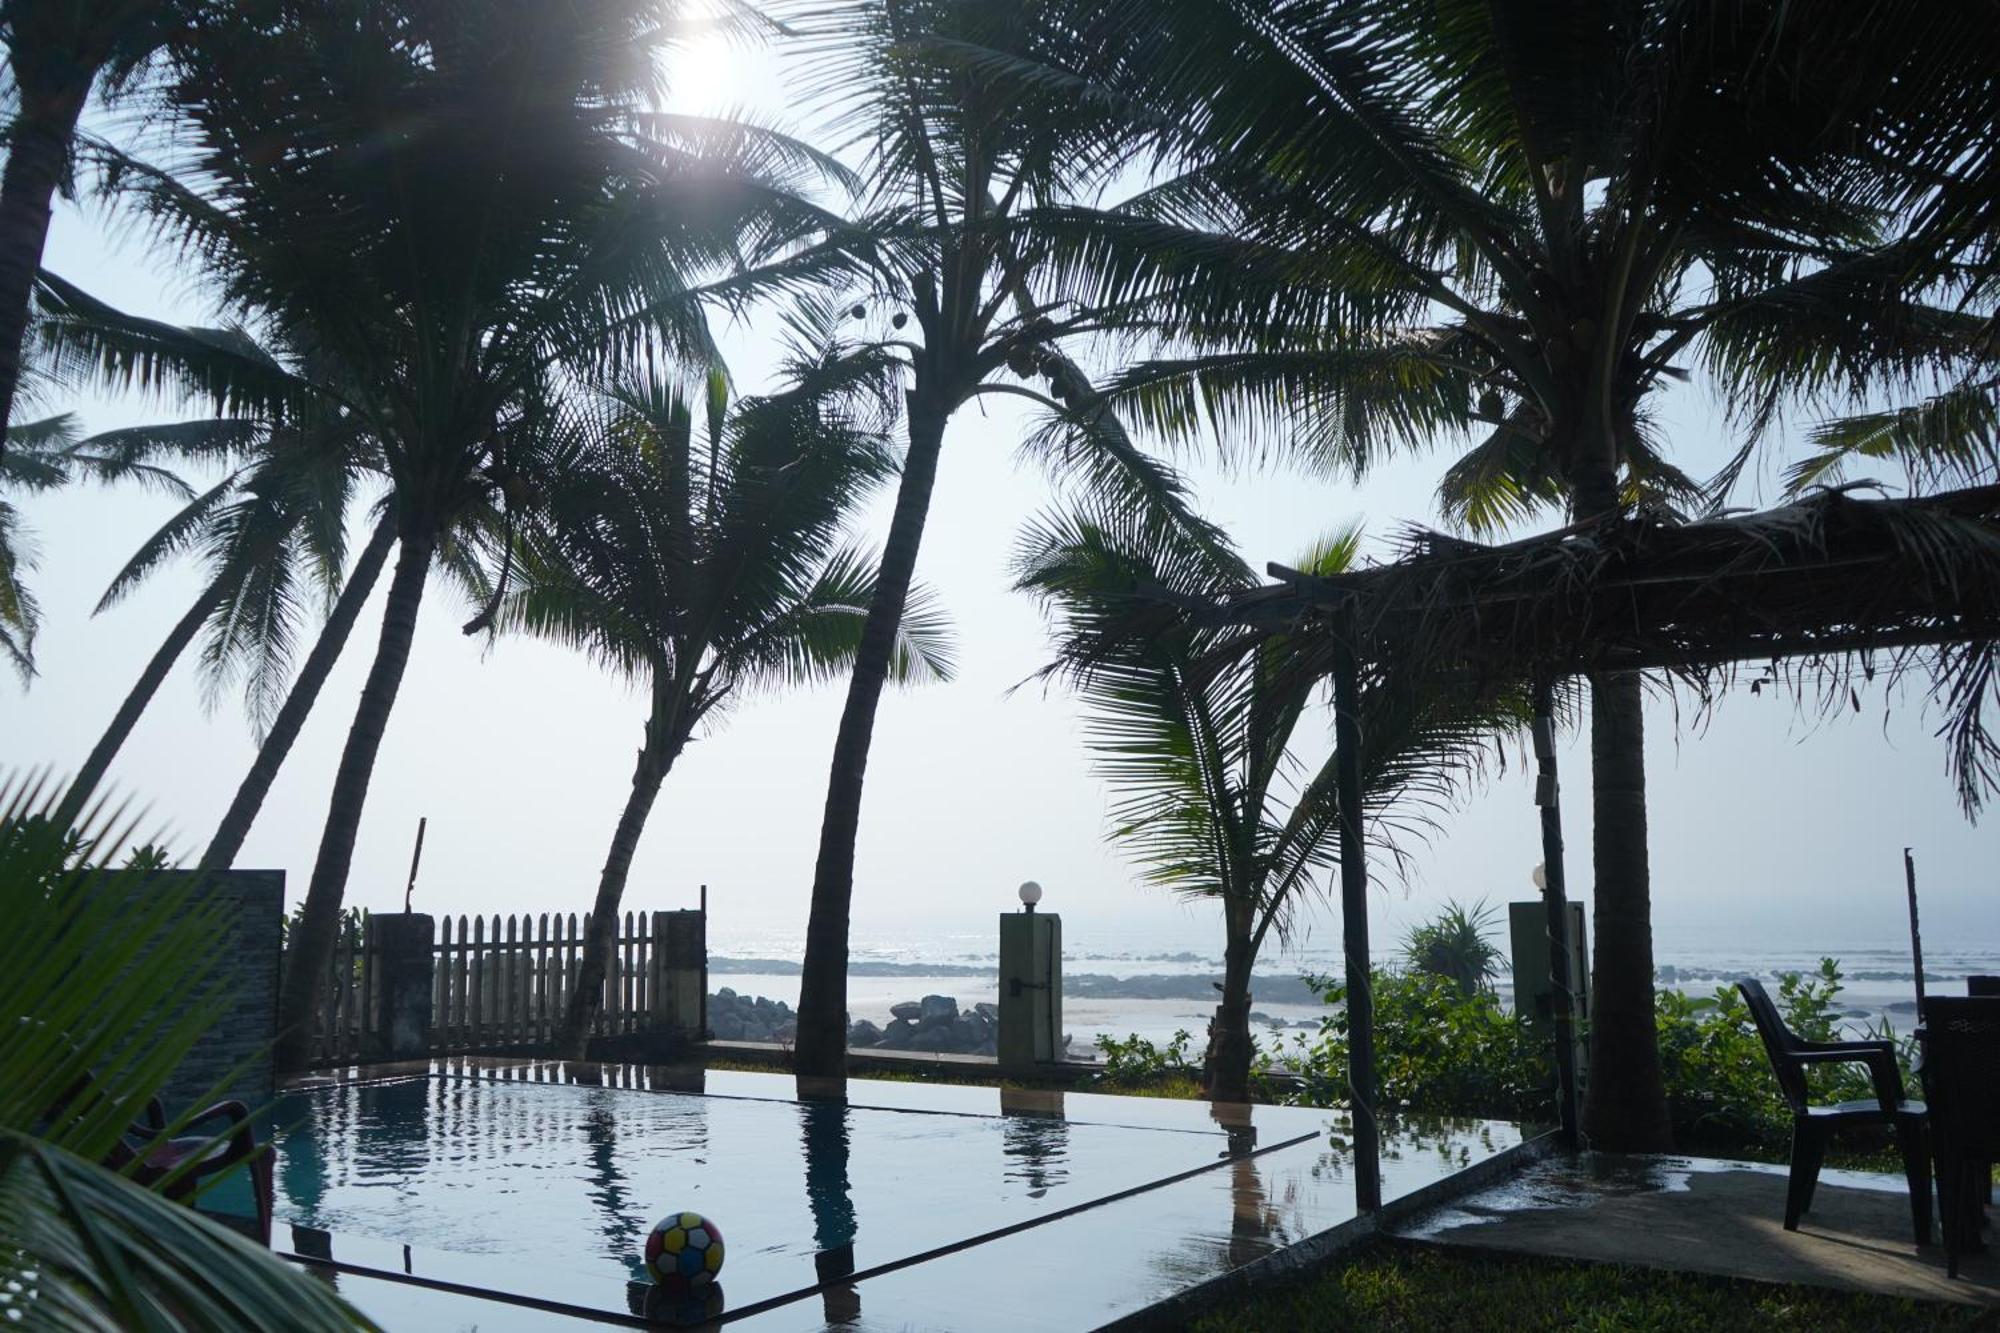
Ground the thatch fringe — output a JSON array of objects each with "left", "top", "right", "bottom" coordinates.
[{"left": 1232, "top": 484, "right": 2000, "bottom": 814}]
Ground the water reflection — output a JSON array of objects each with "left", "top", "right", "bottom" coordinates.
[
  {"left": 999, "top": 1091, "right": 1071, "bottom": 1198},
  {"left": 799, "top": 1097, "right": 861, "bottom": 1323},
  {"left": 1215, "top": 1104, "right": 1276, "bottom": 1268},
  {"left": 583, "top": 1094, "right": 644, "bottom": 1278}
]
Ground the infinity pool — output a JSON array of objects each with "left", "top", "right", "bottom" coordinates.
[{"left": 268, "top": 1064, "right": 1530, "bottom": 1330}]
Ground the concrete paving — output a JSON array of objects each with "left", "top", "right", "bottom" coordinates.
[{"left": 1395, "top": 1152, "right": 1998, "bottom": 1308}]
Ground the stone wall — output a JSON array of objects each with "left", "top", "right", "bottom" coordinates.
[{"left": 149, "top": 870, "right": 284, "bottom": 1122}]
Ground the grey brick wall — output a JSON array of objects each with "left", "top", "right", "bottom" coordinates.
[{"left": 147, "top": 869, "right": 284, "bottom": 1125}]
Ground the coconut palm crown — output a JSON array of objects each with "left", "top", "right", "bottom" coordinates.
[
  {"left": 1017, "top": 507, "right": 1517, "bottom": 1101},
  {"left": 509, "top": 309, "right": 954, "bottom": 1057},
  {"left": 977, "top": 0, "right": 1997, "bottom": 1150}
]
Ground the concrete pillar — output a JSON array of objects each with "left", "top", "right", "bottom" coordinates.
[
  {"left": 1508, "top": 899, "right": 1590, "bottom": 1093},
  {"left": 367, "top": 912, "right": 434, "bottom": 1060},
  {"left": 651, "top": 909, "right": 706, "bottom": 1038},
  {"left": 998, "top": 911, "right": 1061, "bottom": 1073}
]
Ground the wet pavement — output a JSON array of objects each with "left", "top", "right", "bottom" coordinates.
[
  {"left": 1398, "top": 1151, "right": 2000, "bottom": 1308},
  {"left": 266, "top": 1060, "right": 1529, "bottom": 1330}
]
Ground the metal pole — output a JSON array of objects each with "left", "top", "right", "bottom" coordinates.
[
  {"left": 1903, "top": 850, "right": 1925, "bottom": 1011},
  {"left": 1532, "top": 681, "right": 1580, "bottom": 1147},
  {"left": 403, "top": 816, "right": 427, "bottom": 913},
  {"left": 1332, "top": 634, "right": 1381, "bottom": 1213}
]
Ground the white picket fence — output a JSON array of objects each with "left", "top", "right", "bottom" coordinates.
[{"left": 304, "top": 910, "right": 683, "bottom": 1065}]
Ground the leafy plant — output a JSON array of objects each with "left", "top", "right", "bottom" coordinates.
[
  {"left": 1401, "top": 898, "right": 1503, "bottom": 999},
  {"left": 0, "top": 775, "right": 370, "bottom": 1329},
  {"left": 1022, "top": 508, "right": 1521, "bottom": 1102},
  {"left": 1094, "top": 1030, "right": 1199, "bottom": 1085}
]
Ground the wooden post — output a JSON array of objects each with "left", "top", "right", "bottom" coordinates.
[
  {"left": 1331, "top": 632, "right": 1381, "bottom": 1213},
  {"left": 1533, "top": 679, "right": 1581, "bottom": 1147}
]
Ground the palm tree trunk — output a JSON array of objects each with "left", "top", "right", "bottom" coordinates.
[
  {"left": 199, "top": 516, "right": 396, "bottom": 872},
  {"left": 1204, "top": 918, "right": 1257, "bottom": 1103},
  {"left": 1579, "top": 667, "right": 1673, "bottom": 1149},
  {"left": 274, "top": 532, "right": 434, "bottom": 1071},
  {"left": 555, "top": 682, "right": 687, "bottom": 1059},
  {"left": 794, "top": 393, "right": 950, "bottom": 1080},
  {"left": 0, "top": 83, "right": 88, "bottom": 448},
  {"left": 1570, "top": 455, "right": 1674, "bottom": 1150},
  {"left": 53, "top": 579, "right": 228, "bottom": 832}
]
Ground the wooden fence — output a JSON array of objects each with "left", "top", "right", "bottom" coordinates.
[{"left": 302, "top": 910, "right": 696, "bottom": 1066}]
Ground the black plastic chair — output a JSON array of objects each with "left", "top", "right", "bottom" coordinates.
[
  {"left": 1919, "top": 997, "right": 2000, "bottom": 1277},
  {"left": 1738, "top": 978, "right": 1929, "bottom": 1242}
]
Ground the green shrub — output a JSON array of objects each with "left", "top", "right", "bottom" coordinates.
[
  {"left": 1091, "top": 949, "right": 1917, "bottom": 1162},
  {"left": 1293, "top": 968, "right": 1553, "bottom": 1122}
]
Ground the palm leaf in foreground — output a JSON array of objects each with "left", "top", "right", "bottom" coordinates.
[{"left": 0, "top": 776, "right": 370, "bottom": 1330}]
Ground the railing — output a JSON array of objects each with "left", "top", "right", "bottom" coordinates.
[{"left": 298, "top": 909, "right": 697, "bottom": 1067}]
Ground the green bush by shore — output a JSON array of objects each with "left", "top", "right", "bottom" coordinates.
[{"left": 1094, "top": 957, "right": 1916, "bottom": 1164}]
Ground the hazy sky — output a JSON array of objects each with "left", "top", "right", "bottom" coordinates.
[{"left": 3, "top": 31, "right": 1992, "bottom": 967}]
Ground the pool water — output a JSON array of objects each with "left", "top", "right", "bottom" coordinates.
[{"left": 268, "top": 1065, "right": 1529, "bottom": 1329}]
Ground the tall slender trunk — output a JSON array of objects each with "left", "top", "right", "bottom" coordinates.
[
  {"left": 274, "top": 532, "right": 434, "bottom": 1070},
  {"left": 54, "top": 579, "right": 228, "bottom": 832},
  {"left": 794, "top": 393, "right": 951, "bottom": 1080},
  {"left": 1579, "top": 667, "right": 1671, "bottom": 1149},
  {"left": 1204, "top": 912, "right": 1257, "bottom": 1103},
  {"left": 0, "top": 83, "right": 88, "bottom": 449},
  {"left": 555, "top": 680, "right": 688, "bottom": 1059},
  {"left": 1570, "top": 453, "right": 1673, "bottom": 1150},
  {"left": 199, "top": 516, "right": 396, "bottom": 872}
]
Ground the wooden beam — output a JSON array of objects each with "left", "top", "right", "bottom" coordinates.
[{"left": 1332, "top": 633, "right": 1381, "bottom": 1213}]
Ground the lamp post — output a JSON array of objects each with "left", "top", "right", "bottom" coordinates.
[{"left": 1018, "top": 880, "right": 1042, "bottom": 914}]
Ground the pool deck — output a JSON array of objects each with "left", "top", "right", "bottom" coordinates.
[
  {"left": 1395, "top": 1151, "right": 1999, "bottom": 1309},
  {"left": 274, "top": 1058, "right": 1538, "bottom": 1331}
]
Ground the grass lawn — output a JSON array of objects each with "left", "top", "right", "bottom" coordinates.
[{"left": 1188, "top": 1242, "right": 1998, "bottom": 1332}]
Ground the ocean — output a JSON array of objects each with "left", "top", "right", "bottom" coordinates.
[{"left": 705, "top": 923, "right": 2000, "bottom": 1056}]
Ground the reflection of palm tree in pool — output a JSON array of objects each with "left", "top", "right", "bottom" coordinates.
[
  {"left": 275, "top": 1091, "right": 333, "bottom": 1227},
  {"left": 582, "top": 1092, "right": 645, "bottom": 1279},
  {"left": 799, "top": 1098, "right": 861, "bottom": 1322},
  {"left": 1214, "top": 1106, "right": 1276, "bottom": 1271}
]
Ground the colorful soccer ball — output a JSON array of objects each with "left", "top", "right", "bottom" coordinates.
[{"left": 645, "top": 1212, "right": 725, "bottom": 1292}]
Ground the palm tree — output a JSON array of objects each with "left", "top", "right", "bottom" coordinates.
[
  {"left": 43, "top": 408, "right": 372, "bottom": 836},
  {"left": 511, "top": 323, "right": 953, "bottom": 1059},
  {"left": 32, "top": 272, "right": 444, "bottom": 869},
  {"left": 0, "top": 0, "right": 207, "bottom": 449},
  {"left": 1402, "top": 899, "right": 1503, "bottom": 1000},
  {"left": 995, "top": 0, "right": 1993, "bottom": 1148},
  {"left": 0, "top": 410, "right": 80, "bottom": 678},
  {"left": 778, "top": 0, "right": 1232, "bottom": 1078},
  {"left": 119, "top": 0, "right": 842, "bottom": 1069},
  {"left": 1019, "top": 509, "right": 1514, "bottom": 1102}
]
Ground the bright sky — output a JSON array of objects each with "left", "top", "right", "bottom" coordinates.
[{"left": 3, "top": 28, "right": 1992, "bottom": 967}]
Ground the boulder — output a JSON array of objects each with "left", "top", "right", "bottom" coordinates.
[
  {"left": 890, "top": 1001, "right": 923, "bottom": 1021},
  {"left": 918, "top": 994, "right": 958, "bottom": 1025},
  {"left": 973, "top": 1002, "right": 999, "bottom": 1020},
  {"left": 877, "top": 1018, "right": 918, "bottom": 1049},
  {"left": 847, "top": 1019, "right": 883, "bottom": 1048},
  {"left": 717, "top": 987, "right": 737, "bottom": 1000}
]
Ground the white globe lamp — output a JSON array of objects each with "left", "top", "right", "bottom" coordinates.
[{"left": 1018, "top": 880, "right": 1043, "bottom": 913}]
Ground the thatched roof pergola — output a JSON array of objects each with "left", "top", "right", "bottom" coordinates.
[{"left": 1234, "top": 483, "right": 2000, "bottom": 1211}]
